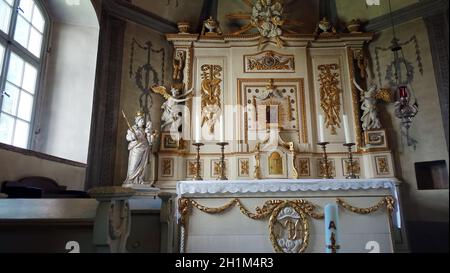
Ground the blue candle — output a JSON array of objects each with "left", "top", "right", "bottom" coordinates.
[{"left": 324, "top": 203, "right": 340, "bottom": 253}]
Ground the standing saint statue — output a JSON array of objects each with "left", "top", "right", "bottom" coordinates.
[
  {"left": 123, "top": 111, "right": 154, "bottom": 186},
  {"left": 353, "top": 79, "right": 382, "bottom": 130}
]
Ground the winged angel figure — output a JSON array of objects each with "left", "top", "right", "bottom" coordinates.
[{"left": 151, "top": 85, "right": 193, "bottom": 132}]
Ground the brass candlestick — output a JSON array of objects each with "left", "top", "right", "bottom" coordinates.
[
  {"left": 343, "top": 143, "right": 358, "bottom": 179},
  {"left": 216, "top": 142, "right": 229, "bottom": 180},
  {"left": 192, "top": 142, "right": 204, "bottom": 180},
  {"left": 318, "top": 142, "right": 333, "bottom": 179}
]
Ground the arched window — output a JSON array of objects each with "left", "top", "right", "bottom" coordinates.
[{"left": 0, "top": 0, "right": 47, "bottom": 148}]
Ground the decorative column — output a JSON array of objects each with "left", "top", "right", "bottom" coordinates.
[
  {"left": 88, "top": 186, "right": 135, "bottom": 253},
  {"left": 159, "top": 192, "right": 177, "bottom": 253}
]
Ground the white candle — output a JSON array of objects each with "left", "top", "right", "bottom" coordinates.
[
  {"left": 343, "top": 114, "right": 351, "bottom": 144},
  {"left": 195, "top": 109, "right": 201, "bottom": 143},
  {"left": 318, "top": 114, "right": 325, "bottom": 143},
  {"left": 324, "top": 203, "right": 340, "bottom": 253},
  {"left": 219, "top": 115, "right": 225, "bottom": 142}
]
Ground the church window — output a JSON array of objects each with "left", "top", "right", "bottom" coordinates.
[{"left": 0, "top": 0, "right": 47, "bottom": 148}]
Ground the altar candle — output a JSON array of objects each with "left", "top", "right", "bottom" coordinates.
[
  {"left": 318, "top": 114, "right": 325, "bottom": 143},
  {"left": 219, "top": 115, "right": 225, "bottom": 142},
  {"left": 324, "top": 203, "right": 340, "bottom": 253},
  {"left": 343, "top": 114, "right": 351, "bottom": 144},
  {"left": 195, "top": 109, "right": 201, "bottom": 143}
]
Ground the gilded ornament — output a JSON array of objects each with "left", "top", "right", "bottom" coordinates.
[
  {"left": 178, "top": 198, "right": 324, "bottom": 253},
  {"left": 245, "top": 51, "right": 294, "bottom": 72},
  {"left": 318, "top": 64, "right": 342, "bottom": 135},
  {"left": 253, "top": 142, "right": 262, "bottom": 179},
  {"left": 336, "top": 196, "right": 395, "bottom": 215},
  {"left": 172, "top": 51, "right": 185, "bottom": 81},
  {"left": 268, "top": 151, "right": 283, "bottom": 175},
  {"left": 226, "top": 0, "right": 303, "bottom": 49},
  {"left": 200, "top": 64, "right": 223, "bottom": 134},
  {"left": 240, "top": 160, "right": 250, "bottom": 176},
  {"left": 298, "top": 159, "right": 310, "bottom": 176}
]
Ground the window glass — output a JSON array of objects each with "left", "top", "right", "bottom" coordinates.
[
  {"left": 19, "top": 0, "right": 34, "bottom": 21},
  {"left": 0, "top": 0, "right": 12, "bottom": 34},
  {"left": 28, "top": 27, "right": 42, "bottom": 57},
  {"left": 14, "top": 15, "right": 30, "bottom": 49},
  {"left": 2, "top": 82, "right": 20, "bottom": 115},
  {"left": 32, "top": 6, "right": 45, "bottom": 33},
  {"left": 0, "top": 0, "right": 46, "bottom": 149},
  {"left": 0, "top": 113, "right": 14, "bottom": 144},
  {"left": 6, "top": 53, "right": 25, "bottom": 86},
  {"left": 13, "top": 118, "right": 29, "bottom": 148},
  {"left": 22, "top": 63, "right": 37, "bottom": 93},
  {"left": 0, "top": 43, "right": 4, "bottom": 74}
]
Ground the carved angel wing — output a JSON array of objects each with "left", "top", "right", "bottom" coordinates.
[{"left": 151, "top": 85, "right": 171, "bottom": 100}]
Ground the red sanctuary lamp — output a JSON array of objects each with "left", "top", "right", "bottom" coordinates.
[
  {"left": 398, "top": 85, "right": 409, "bottom": 98},
  {"left": 386, "top": 0, "right": 419, "bottom": 147}
]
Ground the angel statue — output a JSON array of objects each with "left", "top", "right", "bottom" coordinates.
[
  {"left": 151, "top": 84, "right": 193, "bottom": 133},
  {"left": 122, "top": 111, "right": 155, "bottom": 186},
  {"left": 353, "top": 79, "right": 381, "bottom": 130}
]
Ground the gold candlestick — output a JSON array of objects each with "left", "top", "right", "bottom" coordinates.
[
  {"left": 216, "top": 142, "right": 229, "bottom": 180},
  {"left": 317, "top": 142, "right": 333, "bottom": 179},
  {"left": 343, "top": 143, "right": 358, "bottom": 179},
  {"left": 192, "top": 142, "right": 204, "bottom": 180}
]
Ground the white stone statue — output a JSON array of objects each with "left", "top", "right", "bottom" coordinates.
[
  {"left": 353, "top": 79, "right": 381, "bottom": 130},
  {"left": 151, "top": 85, "right": 193, "bottom": 132},
  {"left": 123, "top": 112, "right": 153, "bottom": 186}
]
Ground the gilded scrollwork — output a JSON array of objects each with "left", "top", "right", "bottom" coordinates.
[
  {"left": 318, "top": 64, "right": 342, "bottom": 135},
  {"left": 200, "top": 64, "right": 223, "bottom": 133},
  {"left": 336, "top": 196, "right": 395, "bottom": 216},
  {"left": 245, "top": 51, "right": 295, "bottom": 72}
]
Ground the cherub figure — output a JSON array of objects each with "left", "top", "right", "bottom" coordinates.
[
  {"left": 151, "top": 84, "right": 193, "bottom": 132},
  {"left": 353, "top": 79, "right": 381, "bottom": 130}
]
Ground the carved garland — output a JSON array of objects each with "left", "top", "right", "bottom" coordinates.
[
  {"left": 336, "top": 196, "right": 395, "bottom": 216},
  {"left": 318, "top": 64, "right": 342, "bottom": 135},
  {"left": 178, "top": 196, "right": 395, "bottom": 253}
]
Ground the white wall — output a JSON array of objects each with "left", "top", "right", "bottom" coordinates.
[
  {"left": 34, "top": 22, "right": 99, "bottom": 163},
  {"left": 368, "top": 18, "right": 449, "bottom": 222},
  {"left": 0, "top": 146, "right": 86, "bottom": 190}
]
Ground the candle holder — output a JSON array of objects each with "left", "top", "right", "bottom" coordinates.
[
  {"left": 216, "top": 142, "right": 229, "bottom": 180},
  {"left": 317, "top": 142, "right": 333, "bottom": 179},
  {"left": 192, "top": 142, "right": 204, "bottom": 180},
  {"left": 343, "top": 143, "right": 358, "bottom": 179}
]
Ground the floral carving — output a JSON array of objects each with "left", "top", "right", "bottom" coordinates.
[{"left": 318, "top": 64, "right": 342, "bottom": 135}]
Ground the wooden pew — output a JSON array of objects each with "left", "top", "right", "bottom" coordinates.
[{"left": 0, "top": 187, "right": 134, "bottom": 253}]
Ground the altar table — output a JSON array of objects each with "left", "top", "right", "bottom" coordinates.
[{"left": 176, "top": 179, "right": 404, "bottom": 253}]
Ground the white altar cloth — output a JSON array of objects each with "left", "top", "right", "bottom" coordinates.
[{"left": 176, "top": 179, "right": 402, "bottom": 228}]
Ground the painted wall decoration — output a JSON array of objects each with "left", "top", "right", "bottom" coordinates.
[
  {"left": 129, "top": 39, "right": 166, "bottom": 122},
  {"left": 374, "top": 35, "right": 423, "bottom": 87}
]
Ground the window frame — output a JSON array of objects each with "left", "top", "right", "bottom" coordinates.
[{"left": 0, "top": 0, "right": 50, "bottom": 149}]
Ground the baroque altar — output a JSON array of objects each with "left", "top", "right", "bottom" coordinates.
[
  {"left": 146, "top": 1, "right": 409, "bottom": 253},
  {"left": 155, "top": 31, "right": 395, "bottom": 189}
]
